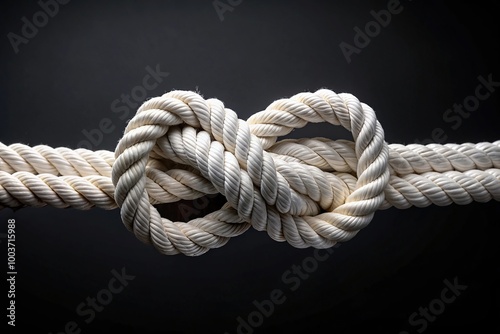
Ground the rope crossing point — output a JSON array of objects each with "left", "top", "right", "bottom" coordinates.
[{"left": 1, "top": 89, "right": 499, "bottom": 256}]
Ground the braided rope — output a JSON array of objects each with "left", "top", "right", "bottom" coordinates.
[{"left": 1, "top": 89, "right": 499, "bottom": 255}]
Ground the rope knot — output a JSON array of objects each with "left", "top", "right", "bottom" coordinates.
[{"left": 111, "top": 89, "right": 390, "bottom": 255}]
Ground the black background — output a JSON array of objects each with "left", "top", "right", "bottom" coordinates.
[{"left": 1, "top": 1, "right": 499, "bottom": 333}]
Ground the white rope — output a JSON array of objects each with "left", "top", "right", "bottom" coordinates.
[{"left": 1, "top": 89, "right": 499, "bottom": 256}]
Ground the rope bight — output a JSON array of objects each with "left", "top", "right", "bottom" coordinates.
[{"left": 1, "top": 89, "right": 499, "bottom": 256}]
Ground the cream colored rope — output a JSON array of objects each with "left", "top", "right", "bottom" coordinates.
[{"left": 1, "top": 89, "right": 499, "bottom": 255}]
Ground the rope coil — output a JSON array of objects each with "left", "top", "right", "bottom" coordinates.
[{"left": 1, "top": 89, "right": 499, "bottom": 255}]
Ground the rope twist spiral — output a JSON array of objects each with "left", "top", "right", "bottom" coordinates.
[{"left": 1, "top": 89, "right": 499, "bottom": 255}]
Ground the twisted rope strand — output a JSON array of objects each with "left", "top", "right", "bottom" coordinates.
[
  {"left": 3, "top": 140, "right": 499, "bottom": 178},
  {"left": 2, "top": 167, "right": 498, "bottom": 211},
  {"left": 1, "top": 89, "right": 499, "bottom": 255}
]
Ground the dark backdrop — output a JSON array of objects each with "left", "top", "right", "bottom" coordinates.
[{"left": 1, "top": 1, "right": 499, "bottom": 333}]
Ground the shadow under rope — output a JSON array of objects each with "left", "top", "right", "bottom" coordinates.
[{"left": 155, "top": 193, "right": 229, "bottom": 223}]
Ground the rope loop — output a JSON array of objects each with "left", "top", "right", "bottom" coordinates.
[{"left": 112, "top": 89, "right": 390, "bottom": 255}]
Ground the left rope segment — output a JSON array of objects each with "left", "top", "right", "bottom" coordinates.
[
  {"left": 0, "top": 140, "right": 250, "bottom": 256},
  {"left": 0, "top": 143, "right": 218, "bottom": 210}
]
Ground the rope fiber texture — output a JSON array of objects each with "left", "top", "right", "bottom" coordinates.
[{"left": 1, "top": 89, "right": 499, "bottom": 256}]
